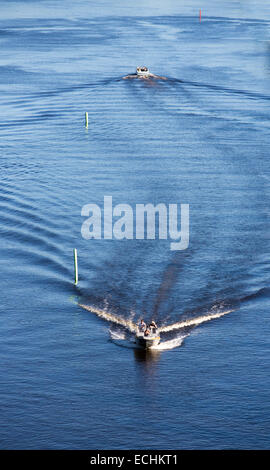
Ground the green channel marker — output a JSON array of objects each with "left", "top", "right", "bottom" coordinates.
[{"left": 73, "top": 248, "right": 78, "bottom": 285}]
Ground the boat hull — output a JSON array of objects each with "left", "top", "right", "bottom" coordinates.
[
  {"left": 137, "top": 71, "right": 150, "bottom": 77},
  {"left": 135, "top": 332, "right": 160, "bottom": 349}
]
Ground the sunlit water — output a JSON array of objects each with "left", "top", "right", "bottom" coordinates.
[{"left": 0, "top": 0, "right": 270, "bottom": 450}]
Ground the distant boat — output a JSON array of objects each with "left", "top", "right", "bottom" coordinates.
[
  {"left": 135, "top": 328, "right": 160, "bottom": 349},
  {"left": 122, "top": 66, "right": 167, "bottom": 81},
  {"left": 136, "top": 66, "right": 150, "bottom": 77}
]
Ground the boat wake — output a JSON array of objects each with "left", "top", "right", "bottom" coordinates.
[
  {"left": 152, "top": 334, "right": 187, "bottom": 350},
  {"left": 78, "top": 303, "right": 137, "bottom": 332},
  {"left": 159, "top": 308, "right": 234, "bottom": 332},
  {"left": 78, "top": 302, "right": 235, "bottom": 351}
]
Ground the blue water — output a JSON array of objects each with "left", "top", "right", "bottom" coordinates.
[{"left": 0, "top": 0, "right": 270, "bottom": 450}]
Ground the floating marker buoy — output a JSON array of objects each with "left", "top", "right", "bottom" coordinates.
[{"left": 85, "top": 112, "right": 88, "bottom": 128}]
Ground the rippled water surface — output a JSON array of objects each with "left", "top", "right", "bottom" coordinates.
[{"left": 0, "top": 0, "right": 270, "bottom": 449}]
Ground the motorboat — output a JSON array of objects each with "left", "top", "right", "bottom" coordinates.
[
  {"left": 122, "top": 67, "right": 167, "bottom": 81},
  {"left": 136, "top": 66, "right": 151, "bottom": 77},
  {"left": 135, "top": 328, "right": 160, "bottom": 349}
]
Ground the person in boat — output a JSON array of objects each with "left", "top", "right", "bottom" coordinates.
[
  {"left": 138, "top": 319, "right": 146, "bottom": 332},
  {"left": 144, "top": 328, "right": 151, "bottom": 337},
  {"left": 149, "top": 320, "right": 157, "bottom": 334},
  {"left": 137, "top": 66, "right": 148, "bottom": 73}
]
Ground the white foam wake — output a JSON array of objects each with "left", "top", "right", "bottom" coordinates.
[
  {"left": 152, "top": 334, "right": 187, "bottom": 350},
  {"left": 79, "top": 303, "right": 234, "bottom": 350},
  {"left": 109, "top": 329, "right": 138, "bottom": 349},
  {"left": 79, "top": 303, "right": 137, "bottom": 332},
  {"left": 159, "top": 309, "right": 234, "bottom": 332},
  {"left": 109, "top": 329, "right": 126, "bottom": 340}
]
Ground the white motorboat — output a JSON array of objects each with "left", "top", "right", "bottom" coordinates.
[
  {"left": 122, "top": 67, "right": 167, "bottom": 81},
  {"left": 135, "top": 328, "right": 160, "bottom": 349},
  {"left": 136, "top": 66, "right": 151, "bottom": 77}
]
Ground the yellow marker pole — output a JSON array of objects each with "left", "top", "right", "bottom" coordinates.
[
  {"left": 73, "top": 248, "right": 78, "bottom": 285},
  {"left": 85, "top": 112, "right": 88, "bottom": 128}
]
